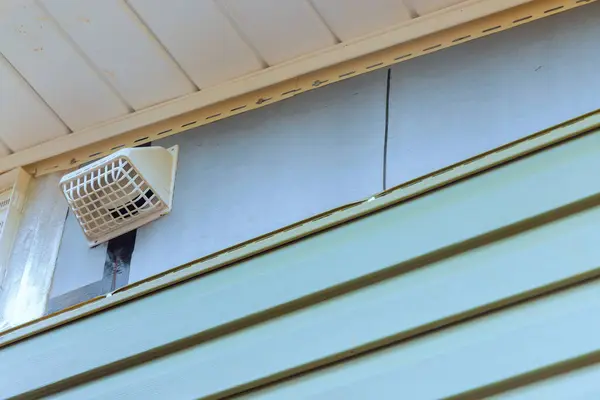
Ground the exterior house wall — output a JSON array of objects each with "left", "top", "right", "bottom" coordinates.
[
  {"left": 49, "top": 2, "right": 600, "bottom": 309},
  {"left": 1, "top": 3, "right": 600, "bottom": 399}
]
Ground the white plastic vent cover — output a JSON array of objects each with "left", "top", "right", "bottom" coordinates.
[{"left": 60, "top": 146, "right": 178, "bottom": 246}]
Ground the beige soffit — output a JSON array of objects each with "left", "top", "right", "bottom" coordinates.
[{"left": 0, "top": 0, "right": 593, "bottom": 177}]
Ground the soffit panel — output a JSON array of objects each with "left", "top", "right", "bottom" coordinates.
[
  {"left": 41, "top": 0, "right": 197, "bottom": 110},
  {"left": 128, "top": 0, "right": 265, "bottom": 89}
]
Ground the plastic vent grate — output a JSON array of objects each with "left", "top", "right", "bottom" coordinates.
[{"left": 61, "top": 157, "right": 166, "bottom": 239}]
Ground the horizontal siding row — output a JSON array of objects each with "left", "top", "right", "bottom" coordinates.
[
  {"left": 53, "top": 196, "right": 600, "bottom": 399},
  {"left": 245, "top": 276, "right": 600, "bottom": 400},
  {"left": 497, "top": 362, "right": 600, "bottom": 400},
  {"left": 1, "top": 127, "right": 600, "bottom": 398}
]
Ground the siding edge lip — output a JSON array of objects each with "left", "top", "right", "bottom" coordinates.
[
  {"left": 1, "top": 108, "right": 600, "bottom": 348},
  {"left": 453, "top": 347, "right": 600, "bottom": 399}
]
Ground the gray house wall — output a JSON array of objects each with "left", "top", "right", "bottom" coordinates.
[
  {"left": 49, "top": 2, "right": 600, "bottom": 309},
  {"left": 0, "top": 3, "right": 595, "bottom": 398}
]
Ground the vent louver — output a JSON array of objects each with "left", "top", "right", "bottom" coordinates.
[{"left": 60, "top": 146, "right": 178, "bottom": 247}]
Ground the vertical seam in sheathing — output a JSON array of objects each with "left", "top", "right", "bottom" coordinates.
[{"left": 383, "top": 69, "right": 392, "bottom": 191}]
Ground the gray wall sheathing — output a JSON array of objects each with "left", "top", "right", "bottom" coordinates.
[
  {"left": 386, "top": 3, "right": 600, "bottom": 185},
  {"left": 49, "top": 3, "right": 600, "bottom": 305},
  {"left": 50, "top": 213, "right": 107, "bottom": 298},
  {"left": 131, "top": 69, "right": 388, "bottom": 282}
]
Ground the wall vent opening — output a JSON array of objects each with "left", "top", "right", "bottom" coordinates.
[{"left": 60, "top": 146, "right": 178, "bottom": 247}]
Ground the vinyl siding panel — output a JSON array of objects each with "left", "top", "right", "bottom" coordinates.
[
  {"left": 244, "top": 278, "right": 600, "bottom": 400},
  {"left": 2, "top": 126, "right": 600, "bottom": 398}
]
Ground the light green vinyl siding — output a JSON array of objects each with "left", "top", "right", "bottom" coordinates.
[{"left": 1, "top": 126, "right": 600, "bottom": 399}]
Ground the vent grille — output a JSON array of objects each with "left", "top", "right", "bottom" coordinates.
[{"left": 61, "top": 157, "right": 166, "bottom": 239}]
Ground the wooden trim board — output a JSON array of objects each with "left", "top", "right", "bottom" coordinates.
[{"left": 0, "top": 0, "right": 593, "bottom": 176}]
